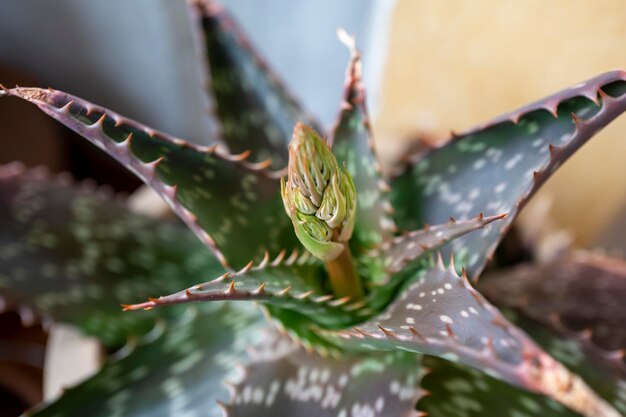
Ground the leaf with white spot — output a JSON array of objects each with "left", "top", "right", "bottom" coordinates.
[
  {"left": 324, "top": 258, "right": 620, "bottom": 416},
  {"left": 418, "top": 356, "right": 579, "bottom": 417},
  {"left": 420, "top": 312, "right": 626, "bottom": 417},
  {"left": 390, "top": 71, "right": 626, "bottom": 279},
  {"left": 369, "top": 213, "right": 505, "bottom": 284},
  {"left": 480, "top": 254, "right": 626, "bottom": 358},
  {"left": 1, "top": 87, "right": 299, "bottom": 269},
  {"left": 123, "top": 250, "right": 370, "bottom": 329},
  {"left": 330, "top": 32, "right": 395, "bottom": 249},
  {"left": 223, "top": 329, "right": 426, "bottom": 417},
  {"left": 0, "top": 163, "right": 223, "bottom": 347},
  {"left": 28, "top": 303, "right": 263, "bottom": 417},
  {"left": 190, "top": 0, "right": 321, "bottom": 168}
]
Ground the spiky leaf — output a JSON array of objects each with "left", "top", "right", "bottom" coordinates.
[
  {"left": 124, "top": 251, "right": 371, "bottom": 329},
  {"left": 27, "top": 303, "right": 262, "bottom": 417},
  {"left": 1, "top": 87, "right": 298, "bottom": 269},
  {"left": 390, "top": 71, "right": 626, "bottom": 279},
  {"left": 0, "top": 163, "right": 223, "bottom": 347},
  {"left": 330, "top": 33, "right": 395, "bottom": 249},
  {"left": 369, "top": 213, "right": 505, "bottom": 283},
  {"left": 420, "top": 313, "right": 626, "bottom": 417},
  {"left": 190, "top": 0, "right": 320, "bottom": 167},
  {"left": 223, "top": 329, "right": 426, "bottom": 417}
]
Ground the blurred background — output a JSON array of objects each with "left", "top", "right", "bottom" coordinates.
[{"left": 0, "top": 0, "right": 625, "bottom": 415}]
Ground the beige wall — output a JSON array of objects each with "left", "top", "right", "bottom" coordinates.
[{"left": 375, "top": 0, "right": 626, "bottom": 245}]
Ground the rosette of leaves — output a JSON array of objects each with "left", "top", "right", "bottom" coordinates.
[{"left": 1, "top": 1, "right": 626, "bottom": 416}]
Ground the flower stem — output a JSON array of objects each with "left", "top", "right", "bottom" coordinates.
[{"left": 325, "top": 243, "right": 364, "bottom": 301}]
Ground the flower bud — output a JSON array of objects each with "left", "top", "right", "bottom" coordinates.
[{"left": 281, "top": 123, "right": 356, "bottom": 261}]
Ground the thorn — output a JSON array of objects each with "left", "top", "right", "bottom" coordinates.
[
  {"left": 59, "top": 99, "right": 74, "bottom": 112},
  {"left": 314, "top": 294, "right": 334, "bottom": 303},
  {"left": 548, "top": 144, "right": 561, "bottom": 160},
  {"left": 92, "top": 112, "right": 107, "bottom": 128},
  {"left": 224, "top": 281, "right": 236, "bottom": 295},
  {"left": 296, "top": 290, "right": 314, "bottom": 299},
  {"left": 445, "top": 324, "right": 455, "bottom": 338},
  {"left": 277, "top": 286, "right": 292, "bottom": 296},
  {"left": 272, "top": 249, "right": 287, "bottom": 266},
  {"left": 259, "top": 251, "right": 270, "bottom": 268},
  {"left": 252, "top": 283, "right": 266, "bottom": 296},
  {"left": 239, "top": 260, "right": 254, "bottom": 274},
  {"left": 449, "top": 216, "right": 456, "bottom": 223},
  {"left": 378, "top": 324, "right": 397, "bottom": 339},
  {"left": 409, "top": 326, "right": 427, "bottom": 342},
  {"left": 329, "top": 296, "right": 352, "bottom": 306},
  {"left": 352, "top": 327, "right": 369, "bottom": 338},
  {"left": 448, "top": 253, "right": 456, "bottom": 271},
  {"left": 230, "top": 149, "right": 251, "bottom": 161},
  {"left": 144, "top": 156, "right": 163, "bottom": 176},
  {"left": 285, "top": 248, "right": 299, "bottom": 265},
  {"left": 460, "top": 268, "right": 471, "bottom": 284},
  {"left": 436, "top": 252, "right": 445, "bottom": 269}
]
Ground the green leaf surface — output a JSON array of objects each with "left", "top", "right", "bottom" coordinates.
[
  {"left": 390, "top": 71, "right": 626, "bottom": 280},
  {"left": 367, "top": 213, "right": 505, "bottom": 287},
  {"left": 124, "top": 250, "right": 371, "bottom": 329},
  {"left": 190, "top": 0, "right": 321, "bottom": 168},
  {"left": 418, "top": 356, "right": 578, "bottom": 417},
  {"left": 1, "top": 86, "right": 299, "bottom": 270},
  {"left": 330, "top": 34, "right": 396, "bottom": 250},
  {"left": 223, "top": 329, "right": 426, "bottom": 417},
  {"left": 419, "top": 311, "right": 626, "bottom": 417},
  {"left": 28, "top": 303, "right": 263, "bottom": 417},
  {"left": 0, "top": 163, "right": 223, "bottom": 347}
]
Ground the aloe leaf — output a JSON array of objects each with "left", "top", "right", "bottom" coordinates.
[
  {"left": 330, "top": 32, "right": 396, "bottom": 249},
  {"left": 27, "top": 303, "right": 262, "bottom": 417},
  {"left": 323, "top": 256, "right": 619, "bottom": 416},
  {"left": 222, "top": 329, "right": 426, "bottom": 417},
  {"left": 0, "top": 163, "right": 225, "bottom": 347},
  {"left": 390, "top": 71, "right": 626, "bottom": 279},
  {"left": 124, "top": 250, "right": 371, "bottom": 329},
  {"left": 1, "top": 87, "right": 298, "bottom": 269},
  {"left": 368, "top": 213, "right": 505, "bottom": 284},
  {"left": 420, "top": 315, "right": 626, "bottom": 417},
  {"left": 418, "top": 356, "right": 578, "bottom": 417},
  {"left": 480, "top": 254, "right": 626, "bottom": 356},
  {"left": 189, "top": 0, "right": 321, "bottom": 168}
]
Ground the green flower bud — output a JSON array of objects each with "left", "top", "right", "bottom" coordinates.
[{"left": 281, "top": 123, "right": 357, "bottom": 261}]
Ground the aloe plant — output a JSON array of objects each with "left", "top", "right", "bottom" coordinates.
[{"left": 1, "top": 1, "right": 626, "bottom": 416}]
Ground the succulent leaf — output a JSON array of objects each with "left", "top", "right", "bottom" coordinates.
[
  {"left": 0, "top": 163, "right": 223, "bottom": 347},
  {"left": 390, "top": 71, "right": 626, "bottom": 279},
  {"left": 123, "top": 250, "right": 370, "bottom": 328},
  {"left": 1, "top": 87, "right": 299, "bottom": 269},
  {"left": 189, "top": 0, "right": 321, "bottom": 167},
  {"left": 480, "top": 254, "right": 626, "bottom": 356},
  {"left": 330, "top": 31, "right": 396, "bottom": 249},
  {"left": 418, "top": 355, "right": 579, "bottom": 417},
  {"left": 323, "top": 257, "right": 620, "bottom": 416},
  {"left": 369, "top": 213, "right": 506, "bottom": 284},
  {"left": 223, "top": 328, "right": 427, "bottom": 417},
  {"left": 421, "top": 311, "right": 626, "bottom": 417},
  {"left": 27, "top": 303, "right": 263, "bottom": 417}
]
